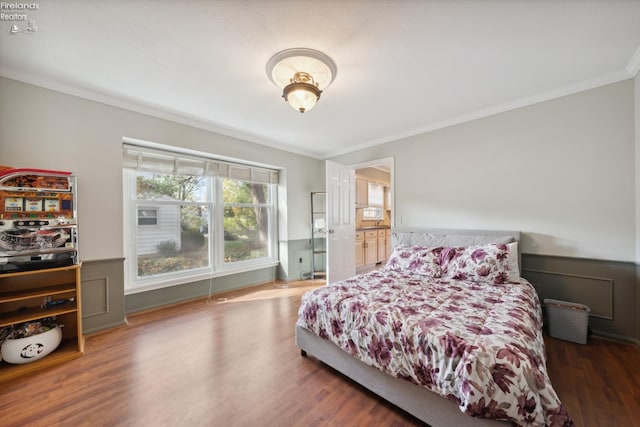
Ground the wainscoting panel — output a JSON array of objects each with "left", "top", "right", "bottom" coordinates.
[
  {"left": 82, "top": 277, "right": 109, "bottom": 317},
  {"left": 125, "top": 266, "right": 277, "bottom": 314},
  {"left": 521, "top": 254, "right": 637, "bottom": 343},
  {"left": 81, "top": 258, "right": 126, "bottom": 334},
  {"left": 280, "top": 238, "right": 312, "bottom": 282},
  {"left": 522, "top": 269, "right": 613, "bottom": 319}
]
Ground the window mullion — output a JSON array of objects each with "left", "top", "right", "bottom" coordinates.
[{"left": 214, "top": 177, "right": 225, "bottom": 269}]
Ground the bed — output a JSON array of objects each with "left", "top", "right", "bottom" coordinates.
[{"left": 296, "top": 228, "right": 572, "bottom": 427}]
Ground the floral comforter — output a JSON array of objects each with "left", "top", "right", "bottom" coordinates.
[{"left": 297, "top": 268, "right": 573, "bottom": 426}]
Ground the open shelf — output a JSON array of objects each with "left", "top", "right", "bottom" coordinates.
[
  {"left": 0, "top": 284, "right": 76, "bottom": 303},
  {"left": 0, "top": 301, "right": 77, "bottom": 328},
  {"left": 0, "top": 264, "right": 83, "bottom": 383},
  {"left": 0, "top": 264, "right": 78, "bottom": 279}
]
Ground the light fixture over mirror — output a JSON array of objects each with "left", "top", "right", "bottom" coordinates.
[{"left": 266, "top": 48, "right": 337, "bottom": 113}]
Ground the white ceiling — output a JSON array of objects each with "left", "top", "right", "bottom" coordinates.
[{"left": 1, "top": 1, "right": 639, "bottom": 159}]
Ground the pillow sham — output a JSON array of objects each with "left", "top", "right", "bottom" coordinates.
[
  {"left": 385, "top": 245, "right": 442, "bottom": 277},
  {"left": 440, "top": 242, "right": 519, "bottom": 284}
]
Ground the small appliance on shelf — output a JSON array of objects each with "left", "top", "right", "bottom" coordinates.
[{"left": 0, "top": 166, "right": 79, "bottom": 273}]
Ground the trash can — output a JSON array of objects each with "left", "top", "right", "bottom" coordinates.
[{"left": 544, "top": 298, "right": 590, "bottom": 344}]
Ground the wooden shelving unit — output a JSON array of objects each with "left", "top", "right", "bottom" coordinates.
[{"left": 0, "top": 264, "right": 83, "bottom": 382}]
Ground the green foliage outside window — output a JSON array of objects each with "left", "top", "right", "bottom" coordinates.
[
  {"left": 135, "top": 172, "right": 273, "bottom": 276},
  {"left": 222, "top": 179, "right": 269, "bottom": 263},
  {"left": 136, "top": 173, "right": 209, "bottom": 277}
]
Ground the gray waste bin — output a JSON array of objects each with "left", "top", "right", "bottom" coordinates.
[{"left": 544, "top": 298, "right": 590, "bottom": 344}]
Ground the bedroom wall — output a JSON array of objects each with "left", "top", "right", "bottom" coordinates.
[
  {"left": 635, "top": 70, "right": 640, "bottom": 341},
  {"left": 0, "top": 77, "right": 323, "bottom": 331},
  {"left": 330, "top": 80, "right": 639, "bottom": 343},
  {"left": 332, "top": 80, "right": 635, "bottom": 262},
  {"left": 636, "top": 72, "right": 640, "bottom": 265}
]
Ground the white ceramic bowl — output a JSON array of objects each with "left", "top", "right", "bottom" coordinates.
[{"left": 1, "top": 325, "right": 62, "bottom": 364}]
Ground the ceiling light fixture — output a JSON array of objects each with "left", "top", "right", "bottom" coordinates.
[{"left": 266, "top": 48, "right": 337, "bottom": 113}]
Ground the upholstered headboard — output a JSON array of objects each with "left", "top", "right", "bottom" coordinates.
[{"left": 391, "top": 227, "right": 522, "bottom": 268}]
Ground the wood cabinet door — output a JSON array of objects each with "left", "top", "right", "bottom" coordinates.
[
  {"left": 355, "top": 177, "right": 368, "bottom": 207},
  {"left": 376, "top": 230, "right": 387, "bottom": 262},
  {"left": 384, "top": 186, "right": 391, "bottom": 210},
  {"left": 377, "top": 236, "right": 387, "bottom": 262},
  {"left": 355, "top": 239, "right": 364, "bottom": 267},
  {"left": 385, "top": 230, "right": 393, "bottom": 259},
  {"left": 364, "top": 237, "right": 378, "bottom": 265}
]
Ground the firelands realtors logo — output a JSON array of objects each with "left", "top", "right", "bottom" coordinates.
[{"left": 1, "top": 2, "right": 39, "bottom": 34}]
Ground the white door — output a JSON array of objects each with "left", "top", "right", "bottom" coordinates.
[{"left": 326, "top": 160, "right": 356, "bottom": 283}]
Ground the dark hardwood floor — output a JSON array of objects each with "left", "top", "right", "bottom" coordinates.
[{"left": 1, "top": 279, "right": 639, "bottom": 426}]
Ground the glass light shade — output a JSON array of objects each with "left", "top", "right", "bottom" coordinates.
[
  {"left": 283, "top": 82, "right": 321, "bottom": 113},
  {"left": 267, "top": 48, "right": 336, "bottom": 113}
]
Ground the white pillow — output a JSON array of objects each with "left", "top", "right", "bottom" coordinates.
[{"left": 506, "top": 241, "right": 520, "bottom": 281}]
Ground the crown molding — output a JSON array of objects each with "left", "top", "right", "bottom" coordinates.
[
  {"left": 323, "top": 69, "right": 633, "bottom": 159},
  {"left": 1, "top": 63, "right": 634, "bottom": 162},
  {"left": 626, "top": 44, "right": 640, "bottom": 77},
  {"left": 0, "top": 66, "right": 323, "bottom": 160}
]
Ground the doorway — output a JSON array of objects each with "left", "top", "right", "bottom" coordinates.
[
  {"left": 323, "top": 157, "right": 393, "bottom": 283},
  {"left": 353, "top": 157, "right": 394, "bottom": 273}
]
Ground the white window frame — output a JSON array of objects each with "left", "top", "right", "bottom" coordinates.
[{"left": 123, "top": 146, "right": 279, "bottom": 295}]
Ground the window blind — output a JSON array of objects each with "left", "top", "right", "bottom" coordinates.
[{"left": 123, "top": 144, "right": 279, "bottom": 184}]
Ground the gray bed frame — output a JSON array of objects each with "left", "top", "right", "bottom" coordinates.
[{"left": 296, "top": 228, "right": 521, "bottom": 427}]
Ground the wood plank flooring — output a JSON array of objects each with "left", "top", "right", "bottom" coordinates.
[{"left": 1, "top": 279, "right": 639, "bottom": 426}]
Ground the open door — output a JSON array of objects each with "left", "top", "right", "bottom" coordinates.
[{"left": 325, "top": 160, "right": 356, "bottom": 283}]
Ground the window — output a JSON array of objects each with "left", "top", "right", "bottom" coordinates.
[
  {"left": 123, "top": 144, "right": 278, "bottom": 293},
  {"left": 133, "top": 173, "right": 210, "bottom": 279},
  {"left": 362, "top": 207, "right": 383, "bottom": 221},
  {"left": 222, "top": 179, "right": 272, "bottom": 263},
  {"left": 137, "top": 208, "right": 158, "bottom": 226}
]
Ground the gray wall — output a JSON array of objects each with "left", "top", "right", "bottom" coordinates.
[
  {"left": 332, "top": 80, "right": 635, "bottom": 262},
  {"left": 522, "top": 255, "right": 636, "bottom": 343},
  {"left": 635, "top": 71, "right": 640, "bottom": 340},
  {"left": 0, "top": 77, "right": 323, "bottom": 332},
  {"left": 125, "top": 266, "right": 277, "bottom": 313},
  {"left": 81, "top": 258, "right": 126, "bottom": 334},
  {"left": 332, "top": 80, "right": 639, "bottom": 343}
]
